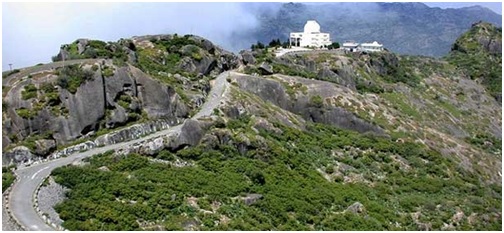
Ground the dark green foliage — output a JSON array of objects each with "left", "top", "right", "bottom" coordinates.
[
  {"left": 268, "top": 39, "right": 282, "bottom": 48},
  {"left": 271, "top": 63, "right": 317, "bottom": 79},
  {"left": 327, "top": 42, "right": 340, "bottom": 50},
  {"left": 2, "top": 69, "right": 20, "bottom": 79},
  {"left": 101, "top": 66, "right": 114, "bottom": 77},
  {"left": 21, "top": 83, "right": 38, "bottom": 100},
  {"left": 355, "top": 79, "right": 385, "bottom": 94},
  {"left": 2, "top": 166, "right": 15, "bottom": 192},
  {"left": 16, "top": 108, "right": 36, "bottom": 119},
  {"left": 251, "top": 41, "right": 265, "bottom": 51},
  {"left": 373, "top": 54, "right": 422, "bottom": 87},
  {"left": 136, "top": 35, "right": 200, "bottom": 78},
  {"left": 51, "top": 118, "right": 501, "bottom": 230},
  {"left": 310, "top": 95, "right": 324, "bottom": 108},
  {"left": 41, "top": 83, "right": 60, "bottom": 106},
  {"left": 52, "top": 39, "right": 129, "bottom": 63},
  {"left": 56, "top": 64, "right": 94, "bottom": 94},
  {"left": 465, "top": 133, "right": 502, "bottom": 154}
]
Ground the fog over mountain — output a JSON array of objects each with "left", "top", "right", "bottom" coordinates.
[
  {"left": 235, "top": 2, "right": 502, "bottom": 57},
  {"left": 2, "top": 2, "right": 502, "bottom": 70}
]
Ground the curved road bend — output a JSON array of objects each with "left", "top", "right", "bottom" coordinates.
[
  {"left": 9, "top": 71, "right": 233, "bottom": 231},
  {"left": 2, "top": 59, "right": 99, "bottom": 87}
]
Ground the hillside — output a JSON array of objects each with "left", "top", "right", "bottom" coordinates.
[
  {"left": 446, "top": 21, "right": 502, "bottom": 102},
  {"left": 2, "top": 23, "right": 502, "bottom": 231},
  {"left": 242, "top": 2, "right": 502, "bottom": 57}
]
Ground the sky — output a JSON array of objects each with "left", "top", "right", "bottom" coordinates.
[{"left": 1, "top": 1, "right": 502, "bottom": 71}]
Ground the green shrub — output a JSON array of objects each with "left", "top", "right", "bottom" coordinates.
[
  {"left": 16, "top": 108, "right": 36, "bottom": 119},
  {"left": 2, "top": 168, "right": 15, "bottom": 192},
  {"left": 310, "top": 95, "right": 324, "bottom": 108},
  {"left": 21, "top": 83, "right": 38, "bottom": 100},
  {"left": 102, "top": 66, "right": 114, "bottom": 77},
  {"left": 57, "top": 65, "right": 94, "bottom": 94}
]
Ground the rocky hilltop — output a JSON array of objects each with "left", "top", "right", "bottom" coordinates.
[
  {"left": 2, "top": 35, "right": 239, "bottom": 164},
  {"left": 242, "top": 2, "right": 501, "bottom": 57},
  {"left": 2, "top": 22, "right": 502, "bottom": 231}
]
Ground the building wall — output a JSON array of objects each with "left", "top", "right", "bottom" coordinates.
[{"left": 291, "top": 32, "right": 331, "bottom": 48}]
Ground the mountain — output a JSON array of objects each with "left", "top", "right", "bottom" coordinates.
[
  {"left": 242, "top": 2, "right": 501, "bottom": 57},
  {"left": 2, "top": 24, "right": 502, "bottom": 231}
]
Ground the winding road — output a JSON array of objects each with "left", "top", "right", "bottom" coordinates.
[{"left": 8, "top": 70, "right": 233, "bottom": 231}]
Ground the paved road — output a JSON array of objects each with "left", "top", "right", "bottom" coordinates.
[
  {"left": 2, "top": 59, "right": 98, "bottom": 87},
  {"left": 8, "top": 70, "right": 233, "bottom": 231}
]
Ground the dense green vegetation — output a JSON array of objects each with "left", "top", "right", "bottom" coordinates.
[
  {"left": 2, "top": 69, "right": 20, "bottom": 79},
  {"left": 21, "top": 83, "right": 38, "bottom": 100},
  {"left": 52, "top": 116, "right": 501, "bottom": 230},
  {"left": 136, "top": 34, "right": 200, "bottom": 78},
  {"left": 2, "top": 166, "right": 15, "bottom": 192},
  {"left": 52, "top": 39, "right": 129, "bottom": 62},
  {"left": 56, "top": 64, "right": 94, "bottom": 94}
]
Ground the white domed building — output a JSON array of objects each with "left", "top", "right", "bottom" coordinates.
[{"left": 289, "top": 20, "right": 331, "bottom": 48}]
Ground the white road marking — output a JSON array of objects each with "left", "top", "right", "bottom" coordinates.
[{"left": 31, "top": 166, "right": 50, "bottom": 180}]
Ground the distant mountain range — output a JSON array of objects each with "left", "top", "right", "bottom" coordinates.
[{"left": 237, "top": 2, "right": 502, "bottom": 57}]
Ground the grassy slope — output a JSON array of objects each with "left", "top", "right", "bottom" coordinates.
[{"left": 51, "top": 96, "right": 501, "bottom": 230}]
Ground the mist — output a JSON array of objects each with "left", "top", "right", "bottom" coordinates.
[{"left": 2, "top": 2, "right": 271, "bottom": 71}]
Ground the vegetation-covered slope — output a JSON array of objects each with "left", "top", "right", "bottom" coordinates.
[
  {"left": 446, "top": 21, "right": 502, "bottom": 101},
  {"left": 3, "top": 21, "right": 502, "bottom": 231},
  {"left": 52, "top": 97, "right": 501, "bottom": 230}
]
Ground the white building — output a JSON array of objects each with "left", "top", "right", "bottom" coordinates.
[
  {"left": 289, "top": 20, "right": 331, "bottom": 48},
  {"left": 342, "top": 41, "right": 359, "bottom": 52},
  {"left": 359, "top": 41, "right": 384, "bottom": 52}
]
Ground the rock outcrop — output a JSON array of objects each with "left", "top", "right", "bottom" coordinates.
[{"left": 229, "top": 74, "right": 385, "bottom": 135}]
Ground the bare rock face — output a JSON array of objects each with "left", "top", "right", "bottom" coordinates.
[
  {"left": 3, "top": 61, "right": 190, "bottom": 162},
  {"left": 240, "top": 50, "right": 257, "bottom": 65},
  {"left": 258, "top": 62, "right": 273, "bottom": 75},
  {"left": 3, "top": 146, "right": 34, "bottom": 165},
  {"left": 170, "top": 119, "right": 204, "bottom": 150},
  {"left": 56, "top": 70, "right": 106, "bottom": 142},
  {"left": 34, "top": 139, "right": 57, "bottom": 156},
  {"left": 130, "top": 65, "right": 189, "bottom": 120},
  {"left": 231, "top": 74, "right": 385, "bottom": 135},
  {"left": 318, "top": 66, "right": 356, "bottom": 90}
]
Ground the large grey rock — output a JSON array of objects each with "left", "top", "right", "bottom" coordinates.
[
  {"left": 346, "top": 202, "right": 366, "bottom": 214},
  {"left": 258, "top": 62, "right": 273, "bottom": 75},
  {"left": 232, "top": 74, "right": 385, "bottom": 135},
  {"left": 34, "top": 139, "right": 56, "bottom": 156},
  {"left": 170, "top": 119, "right": 204, "bottom": 150},
  {"left": 76, "top": 39, "right": 89, "bottom": 55},
  {"left": 240, "top": 50, "right": 256, "bottom": 65},
  {"left": 55, "top": 69, "right": 106, "bottom": 142},
  {"left": 242, "top": 194, "right": 263, "bottom": 205},
  {"left": 130, "top": 65, "right": 189, "bottom": 120},
  {"left": 3, "top": 146, "right": 34, "bottom": 165},
  {"left": 106, "top": 106, "right": 128, "bottom": 128},
  {"left": 318, "top": 66, "right": 356, "bottom": 90}
]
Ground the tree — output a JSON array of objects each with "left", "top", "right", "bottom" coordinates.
[{"left": 328, "top": 42, "right": 340, "bottom": 50}]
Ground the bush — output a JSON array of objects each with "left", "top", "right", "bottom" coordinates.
[
  {"left": 57, "top": 65, "right": 94, "bottom": 93},
  {"left": 327, "top": 42, "right": 340, "bottom": 50},
  {"left": 21, "top": 83, "right": 38, "bottom": 100},
  {"left": 16, "top": 108, "right": 36, "bottom": 119},
  {"left": 102, "top": 66, "right": 114, "bottom": 77},
  {"left": 2, "top": 167, "right": 15, "bottom": 192},
  {"left": 3, "top": 69, "right": 20, "bottom": 79},
  {"left": 310, "top": 95, "right": 324, "bottom": 108}
]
